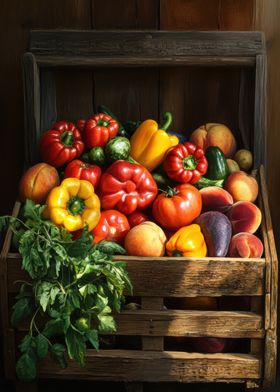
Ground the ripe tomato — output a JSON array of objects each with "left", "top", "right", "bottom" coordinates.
[
  {"left": 152, "top": 184, "right": 202, "bottom": 230},
  {"left": 91, "top": 209, "right": 130, "bottom": 244}
]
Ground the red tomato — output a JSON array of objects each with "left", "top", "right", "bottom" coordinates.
[
  {"left": 127, "top": 211, "right": 149, "bottom": 228},
  {"left": 91, "top": 210, "right": 130, "bottom": 244},
  {"left": 152, "top": 184, "right": 202, "bottom": 231}
]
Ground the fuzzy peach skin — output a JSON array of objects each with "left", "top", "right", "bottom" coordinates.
[
  {"left": 18, "top": 162, "right": 60, "bottom": 204},
  {"left": 224, "top": 171, "right": 259, "bottom": 203},
  {"left": 124, "top": 221, "right": 166, "bottom": 257},
  {"left": 200, "top": 186, "right": 233, "bottom": 213},
  {"left": 228, "top": 232, "right": 264, "bottom": 258},
  {"left": 189, "top": 123, "right": 237, "bottom": 158},
  {"left": 226, "top": 201, "right": 262, "bottom": 235}
]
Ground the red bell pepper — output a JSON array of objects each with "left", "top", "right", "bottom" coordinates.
[
  {"left": 163, "top": 142, "right": 208, "bottom": 184},
  {"left": 39, "top": 121, "right": 84, "bottom": 168},
  {"left": 127, "top": 211, "right": 149, "bottom": 228},
  {"left": 64, "top": 159, "right": 101, "bottom": 188},
  {"left": 83, "top": 113, "right": 119, "bottom": 148},
  {"left": 91, "top": 210, "right": 130, "bottom": 244},
  {"left": 98, "top": 160, "right": 158, "bottom": 215}
]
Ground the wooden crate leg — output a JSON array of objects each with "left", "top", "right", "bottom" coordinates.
[
  {"left": 124, "top": 382, "right": 143, "bottom": 392},
  {"left": 15, "top": 380, "right": 38, "bottom": 392}
]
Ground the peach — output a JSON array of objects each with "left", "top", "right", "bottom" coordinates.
[
  {"left": 200, "top": 186, "right": 233, "bottom": 213},
  {"left": 224, "top": 171, "right": 259, "bottom": 203},
  {"left": 228, "top": 233, "right": 264, "bottom": 258},
  {"left": 226, "top": 159, "right": 240, "bottom": 173},
  {"left": 226, "top": 201, "right": 262, "bottom": 235},
  {"left": 18, "top": 162, "right": 60, "bottom": 204},
  {"left": 124, "top": 221, "right": 166, "bottom": 257},
  {"left": 189, "top": 123, "right": 237, "bottom": 158},
  {"left": 233, "top": 149, "right": 253, "bottom": 171}
]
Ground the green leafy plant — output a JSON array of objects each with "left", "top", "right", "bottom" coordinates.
[{"left": 0, "top": 200, "right": 132, "bottom": 381}]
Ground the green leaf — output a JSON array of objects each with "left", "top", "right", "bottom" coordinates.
[
  {"left": 16, "top": 352, "right": 37, "bottom": 381},
  {"left": 65, "top": 327, "right": 86, "bottom": 366},
  {"left": 23, "top": 199, "right": 44, "bottom": 222},
  {"left": 97, "top": 314, "right": 116, "bottom": 333},
  {"left": 42, "top": 318, "right": 64, "bottom": 338},
  {"left": 69, "top": 290, "right": 81, "bottom": 308},
  {"left": 11, "top": 297, "right": 34, "bottom": 327},
  {"left": 19, "top": 335, "right": 36, "bottom": 354},
  {"left": 35, "top": 334, "right": 49, "bottom": 359},
  {"left": 36, "top": 281, "right": 53, "bottom": 311},
  {"left": 86, "top": 329, "right": 99, "bottom": 350},
  {"left": 51, "top": 344, "right": 67, "bottom": 369},
  {"left": 95, "top": 241, "right": 126, "bottom": 255},
  {"left": 67, "top": 226, "right": 93, "bottom": 258}
]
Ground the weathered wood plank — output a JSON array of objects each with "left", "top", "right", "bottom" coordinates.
[
  {"left": 141, "top": 297, "right": 164, "bottom": 351},
  {"left": 22, "top": 53, "right": 41, "bottom": 167},
  {"left": 29, "top": 31, "right": 265, "bottom": 58},
  {"left": 7, "top": 255, "right": 265, "bottom": 296},
  {"left": 34, "top": 55, "right": 256, "bottom": 67},
  {"left": 38, "top": 350, "right": 262, "bottom": 381},
  {"left": 0, "top": 202, "right": 20, "bottom": 379},
  {"left": 113, "top": 309, "right": 263, "bottom": 338},
  {"left": 254, "top": 55, "right": 267, "bottom": 168}
]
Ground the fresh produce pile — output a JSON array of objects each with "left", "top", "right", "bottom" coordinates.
[{"left": 0, "top": 106, "right": 264, "bottom": 380}]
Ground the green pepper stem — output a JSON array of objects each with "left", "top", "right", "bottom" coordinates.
[
  {"left": 161, "top": 112, "right": 172, "bottom": 131},
  {"left": 61, "top": 131, "right": 74, "bottom": 146},
  {"left": 172, "top": 250, "right": 182, "bottom": 257},
  {"left": 183, "top": 155, "right": 197, "bottom": 171},
  {"left": 97, "top": 120, "right": 110, "bottom": 127}
]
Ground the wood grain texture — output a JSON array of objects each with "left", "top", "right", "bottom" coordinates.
[
  {"left": 6, "top": 255, "right": 265, "bottom": 296},
  {"left": 38, "top": 350, "right": 261, "bottom": 381},
  {"left": 113, "top": 309, "right": 264, "bottom": 338},
  {"left": 29, "top": 31, "right": 265, "bottom": 58},
  {"left": 141, "top": 297, "right": 164, "bottom": 351},
  {"left": 0, "top": 0, "right": 92, "bottom": 215}
]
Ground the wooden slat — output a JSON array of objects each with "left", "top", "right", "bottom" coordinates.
[
  {"left": 113, "top": 309, "right": 263, "bottom": 338},
  {"left": 254, "top": 55, "right": 267, "bottom": 168},
  {"left": 38, "top": 350, "right": 261, "bottom": 382},
  {"left": 141, "top": 297, "right": 164, "bottom": 351},
  {"left": 29, "top": 30, "right": 265, "bottom": 58},
  {"left": 0, "top": 201, "right": 20, "bottom": 379},
  {"left": 7, "top": 255, "right": 265, "bottom": 296},
  {"left": 22, "top": 52, "right": 41, "bottom": 167}
]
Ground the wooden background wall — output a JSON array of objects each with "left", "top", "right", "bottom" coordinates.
[{"left": 1, "top": 0, "right": 280, "bottom": 250}]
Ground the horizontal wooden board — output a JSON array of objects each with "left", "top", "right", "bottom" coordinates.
[
  {"left": 34, "top": 55, "right": 256, "bottom": 67},
  {"left": 29, "top": 30, "right": 265, "bottom": 59},
  {"left": 38, "top": 349, "right": 261, "bottom": 382},
  {"left": 113, "top": 309, "right": 264, "bottom": 338},
  {"left": 6, "top": 254, "right": 265, "bottom": 296}
]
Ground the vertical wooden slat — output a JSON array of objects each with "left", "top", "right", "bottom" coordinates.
[
  {"left": 22, "top": 53, "right": 40, "bottom": 167},
  {"left": 141, "top": 297, "right": 164, "bottom": 351},
  {"left": 219, "top": 0, "right": 255, "bottom": 30},
  {"left": 254, "top": 54, "right": 267, "bottom": 169},
  {"left": 40, "top": 69, "right": 57, "bottom": 133},
  {"left": 92, "top": 0, "right": 159, "bottom": 125}
]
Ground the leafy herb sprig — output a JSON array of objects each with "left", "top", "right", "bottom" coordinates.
[{"left": 0, "top": 200, "right": 132, "bottom": 381}]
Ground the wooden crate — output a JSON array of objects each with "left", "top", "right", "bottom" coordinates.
[{"left": 0, "top": 31, "right": 278, "bottom": 391}]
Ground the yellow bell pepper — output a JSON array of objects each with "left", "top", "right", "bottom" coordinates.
[
  {"left": 44, "top": 178, "right": 100, "bottom": 232},
  {"left": 130, "top": 112, "right": 179, "bottom": 172},
  {"left": 166, "top": 224, "right": 207, "bottom": 257}
]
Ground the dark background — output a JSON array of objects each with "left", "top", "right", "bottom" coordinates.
[{"left": 0, "top": 0, "right": 279, "bottom": 391}]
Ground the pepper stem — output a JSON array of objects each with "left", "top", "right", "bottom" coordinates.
[
  {"left": 61, "top": 131, "right": 74, "bottom": 146},
  {"left": 97, "top": 120, "right": 110, "bottom": 127},
  {"left": 67, "top": 196, "right": 85, "bottom": 216},
  {"left": 161, "top": 112, "right": 172, "bottom": 131},
  {"left": 172, "top": 250, "right": 182, "bottom": 257},
  {"left": 183, "top": 155, "right": 197, "bottom": 170},
  {"left": 165, "top": 186, "right": 179, "bottom": 198}
]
